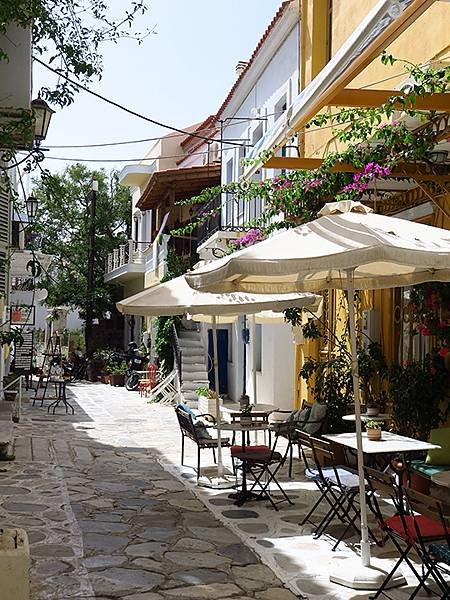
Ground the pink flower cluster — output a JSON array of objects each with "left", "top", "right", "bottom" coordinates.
[
  {"left": 271, "top": 176, "right": 294, "bottom": 190},
  {"left": 340, "top": 162, "right": 391, "bottom": 195},
  {"left": 230, "top": 228, "right": 265, "bottom": 251}
]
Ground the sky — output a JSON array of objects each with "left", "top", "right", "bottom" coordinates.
[{"left": 31, "top": 0, "right": 283, "bottom": 177}]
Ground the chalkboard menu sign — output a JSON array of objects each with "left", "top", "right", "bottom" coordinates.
[{"left": 14, "top": 331, "right": 34, "bottom": 373}]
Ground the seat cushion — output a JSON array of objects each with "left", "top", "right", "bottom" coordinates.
[
  {"left": 386, "top": 514, "right": 446, "bottom": 541},
  {"left": 410, "top": 460, "right": 450, "bottom": 478},
  {"left": 177, "top": 402, "right": 197, "bottom": 421},
  {"left": 426, "top": 428, "right": 450, "bottom": 466},
  {"left": 199, "top": 437, "right": 230, "bottom": 447},
  {"left": 232, "top": 450, "right": 282, "bottom": 463},
  {"left": 429, "top": 543, "right": 450, "bottom": 565},
  {"left": 305, "top": 466, "right": 335, "bottom": 480},
  {"left": 231, "top": 445, "right": 270, "bottom": 456},
  {"left": 194, "top": 422, "right": 212, "bottom": 439},
  {"left": 301, "top": 403, "right": 327, "bottom": 435},
  {"left": 326, "top": 466, "right": 363, "bottom": 489}
]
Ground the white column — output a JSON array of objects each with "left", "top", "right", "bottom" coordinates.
[{"left": 212, "top": 316, "right": 223, "bottom": 476}]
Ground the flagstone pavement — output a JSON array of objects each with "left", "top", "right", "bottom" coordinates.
[{"left": 0, "top": 382, "right": 445, "bottom": 599}]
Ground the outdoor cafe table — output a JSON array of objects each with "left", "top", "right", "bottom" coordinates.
[
  {"left": 342, "top": 413, "right": 390, "bottom": 423},
  {"left": 324, "top": 431, "right": 440, "bottom": 507},
  {"left": 221, "top": 403, "right": 278, "bottom": 421},
  {"left": 323, "top": 431, "right": 439, "bottom": 457},
  {"left": 219, "top": 420, "right": 273, "bottom": 506}
]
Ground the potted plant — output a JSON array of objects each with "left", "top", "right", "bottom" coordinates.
[
  {"left": 3, "top": 374, "right": 19, "bottom": 402},
  {"left": 240, "top": 403, "right": 253, "bottom": 425},
  {"left": 365, "top": 420, "right": 383, "bottom": 441},
  {"left": 110, "top": 361, "right": 127, "bottom": 387}
]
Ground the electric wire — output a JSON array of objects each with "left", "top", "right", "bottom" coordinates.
[{"left": 34, "top": 56, "right": 247, "bottom": 147}]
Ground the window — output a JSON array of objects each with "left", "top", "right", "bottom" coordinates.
[
  {"left": 252, "top": 123, "right": 263, "bottom": 146},
  {"left": 274, "top": 94, "right": 287, "bottom": 122},
  {"left": 397, "top": 287, "right": 429, "bottom": 364},
  {"left": 224, "top": 157, "right": 234, "bottom": 226},
  {"left": 237, "top": 145, "right": 246, "bottom": 224}
]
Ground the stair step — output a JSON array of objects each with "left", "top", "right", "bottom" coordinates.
[
  {"left": 182, "top": 361, "right": 206, "bottom": 371},
  {"left": 181, "top": 348, "right": 206, "bottom": 358},
  {"left": 178, "top": 339, "right": 201, "bottom": 348},
  {"left": 179, "top": 331, "right": 201, "bottom": 340},
  {"left": 182, "top": 371, "right": 208, "bottom": 381},
  {"left": 182, "top": 380, "right": 209, "bottom": 392}
]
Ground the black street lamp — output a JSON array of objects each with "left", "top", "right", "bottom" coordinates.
[
  {"left": 31, "top": 97, "right": 55, "bottom": 146},
  {"left": 26, "top": 195, "right": 38, "bottom": 224}
]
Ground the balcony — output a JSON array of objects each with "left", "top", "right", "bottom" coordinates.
[
  {"left": 104, "top": 240, "right": 145, "bottom": 283},
  {"left": 196, "top": 194, "right": 258, "bottom": 260}
]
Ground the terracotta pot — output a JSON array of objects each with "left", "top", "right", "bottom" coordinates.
[
  {"left": 3, "top": 390, "right": 18, "bottom": 402},
  {"left": 367, "top": 428, "right": 382, "bottom": 441},
  {"left": 110, "top": 374, "right": 125, "bottom": 387}
]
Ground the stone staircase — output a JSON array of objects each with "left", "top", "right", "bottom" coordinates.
[{"left": 178, "top": 329, "right": 209, "bottom": 405}]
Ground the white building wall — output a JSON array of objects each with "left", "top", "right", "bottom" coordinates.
[{"left": 206, "top": 19, "right": 300, "bottom": 406}]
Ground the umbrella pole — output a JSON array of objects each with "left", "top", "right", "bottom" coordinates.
[
  {"left": 330, "top": 270, "right": 404, "bottom": 590},
  {"left": 250, "top": 314, "right": 257, "bottom": 404},
  {"left": 212, "top": 316, "right": 223, "bottom": 477},
  {"left": 346, "top": 269, "right": 370, "bottom": 567}
]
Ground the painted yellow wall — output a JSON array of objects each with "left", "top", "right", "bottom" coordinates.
[{"left": 302, "top": 1, "right": 450, "bottom": 159}]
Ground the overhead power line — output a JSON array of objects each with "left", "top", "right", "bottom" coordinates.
[{"left": 34, "top": 56, "right": 246, "bottom": 148}]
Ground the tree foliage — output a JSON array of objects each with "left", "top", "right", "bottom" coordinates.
[
  {"left": 32, "top": 163, "right": 131, "bottom": 320},
  {"left": 0, "top": 0, "right": 151, "bottom": 107}
]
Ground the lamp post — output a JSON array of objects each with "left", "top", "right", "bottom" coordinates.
[
  {"left": 85, "top": 180, "right": 98, "bottom": 356},
  {"left": 31, "top": 98, "right": 55, "bottom": 146}
]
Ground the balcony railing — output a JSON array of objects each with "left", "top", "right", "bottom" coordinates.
[
  {"left": 105, "top": 240, "right": 144, "bottom": 274},
  {"left": 196, "top": 194, "right": 259, "bottom": 248}
]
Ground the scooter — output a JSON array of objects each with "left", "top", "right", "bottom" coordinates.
[{"left": 125, "top": 346, "right": 149, "bottom": 391}]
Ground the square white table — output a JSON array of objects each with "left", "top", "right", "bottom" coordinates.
[{"left": 323, "top": 431, "right": 440, "bottom": 455}]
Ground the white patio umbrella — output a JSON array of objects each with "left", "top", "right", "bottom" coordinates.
[
  {"left": 117, "top": 275, "right": 321, "bottom": 479},
  {"left": 185, "top": 200, "right": 450, "bottom": 587}
]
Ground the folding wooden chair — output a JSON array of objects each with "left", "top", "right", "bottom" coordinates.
[
  {"left": 365, "top": 467, "right": 447, "bottom": 599},
  {"left": 404, "top": 488, "right": 450, "bottom": 600}
]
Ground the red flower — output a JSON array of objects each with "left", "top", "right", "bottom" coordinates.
[
  {"left": 431, "top": 367, "right": 437, "bottom": 376},
  {"left": 422, "top": 328, "right": 430, "bottom": 336},
  {"left": 438, "top": 347, "right": 449, "bottom": 358}
]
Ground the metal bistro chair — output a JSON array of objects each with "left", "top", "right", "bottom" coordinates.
[
  {"left": 404, "top": 488, "right": 450, "bottom": 600},
  {"left": 139, "top": 363, "right": 157, "bottom": 397},
  {"left": 175, "top": 406, "right": 230, "bottom": 479},
  {"left": 232, "top": 422, "right": 295, "bottom": 511},
  {"left": 307, "top": 436, "right": 377, "bottom": 551},
  {"left": 365, "top": 467, "right": 447, "bottom": 600}
]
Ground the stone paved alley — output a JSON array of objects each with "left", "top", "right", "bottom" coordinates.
[
  {"left": 1, "top": 383, "right": 298, "bottom": 600},
  {"left": 0, "top": 383, "right": 442, "bottom": 600}
]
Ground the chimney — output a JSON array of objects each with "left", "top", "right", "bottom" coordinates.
[{"left": 235, "top": 61, "right": 248, "bottom": 78}]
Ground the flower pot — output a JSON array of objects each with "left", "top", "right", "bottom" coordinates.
[
  {"left": 3, "top": 390, "right": 18, "bottom": 402},
  {"left": 366, "top": 406, "right": 380, "bottom": 417},
  {"left": 101, "top": 374, "right": 110, "bottom": 384},
  {"left": 367, "top": 428, "right": 382, "bottom": 441},
  {"left": 110, "top": 374, "right": 125, "bottom": 387}
]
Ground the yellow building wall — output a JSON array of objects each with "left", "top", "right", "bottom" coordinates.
[{"left": 303, "top": 0, "right": 450, "bottom": 159}]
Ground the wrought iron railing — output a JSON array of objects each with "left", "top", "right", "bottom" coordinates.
[
  {"left": 196, "top": 193, "right": 258, "bottom": 248},
  {"left": 172, "top": 323, "right": 182, "bottom": 387}
]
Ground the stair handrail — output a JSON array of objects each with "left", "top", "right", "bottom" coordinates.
[{"left": 171, "top": 324, "right": 182, "bottom": 387}]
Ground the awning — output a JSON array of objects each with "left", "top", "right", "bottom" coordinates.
[
  {"left": 137, "top": 164, "right": 221, "bottom": 211},
  {"left": 244, "top": 0, "right": 435, "bottom": 177}
]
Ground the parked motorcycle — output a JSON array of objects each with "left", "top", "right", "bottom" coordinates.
[{"left": 124, "top": 342, "right": 149, "bottom": 391}]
